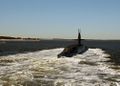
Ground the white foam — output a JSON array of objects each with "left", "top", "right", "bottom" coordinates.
[{"left": 0, "top": 48, "right": 120, "bottom": 86}]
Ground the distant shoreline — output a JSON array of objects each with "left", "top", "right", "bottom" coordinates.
[
  {"left": 0, "top": 35, "right": 120, "bottom": 41},
  {"left": 0, "top": 36, "right": 40, "bottom": 41},
  {"left": 0, "top": 39, "right": 40, "bottom": 41}
]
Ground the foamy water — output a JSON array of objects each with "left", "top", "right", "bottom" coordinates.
[{"left": 0, "top": 48, "right": 120, "bottom": 86}]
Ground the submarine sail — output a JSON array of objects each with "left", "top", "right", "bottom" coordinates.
[{"left": 78, "top": 29, "right": 81, "bottom": 46}]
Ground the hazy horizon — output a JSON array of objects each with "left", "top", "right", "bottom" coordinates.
[{"left": 0, "top": 0, "right": 120, "bottom": 39}]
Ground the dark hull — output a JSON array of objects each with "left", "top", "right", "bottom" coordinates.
[{"left": 58, "top": 45, "right": 88, "bottom": 58}]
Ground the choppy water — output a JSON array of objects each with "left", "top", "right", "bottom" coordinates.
[{"left": 0, "top": 48, "right": 120, "bottom": 86}]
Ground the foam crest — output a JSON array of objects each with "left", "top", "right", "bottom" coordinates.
[{"left": 0, "top": 48, "right": 120, "bottom": 86}]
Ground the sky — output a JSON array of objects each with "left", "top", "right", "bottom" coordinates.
[{"left": 0, "top": 0, "right": 120, "bottom": 39}]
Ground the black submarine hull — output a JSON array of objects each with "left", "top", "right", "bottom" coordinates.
[
  {"left": 58, "top": 29, "right": 88, "bottom": 58},
  {"left": 58, "top": 44, "right": 88, "bottom": 58}
]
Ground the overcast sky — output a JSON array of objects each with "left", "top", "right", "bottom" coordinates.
[{"left": 0, "top": 0, "right": 120, "bottom": 39}]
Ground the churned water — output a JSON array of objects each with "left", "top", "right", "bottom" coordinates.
[{"left": 0, "top": 48, "right": 120, "bottom": 86}]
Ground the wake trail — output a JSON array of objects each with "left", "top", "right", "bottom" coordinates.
[{"left": 0, "top": 48, "right": 120, "bottom": 86}]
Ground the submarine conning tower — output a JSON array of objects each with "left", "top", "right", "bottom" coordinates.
[{"left": 78, "top": 29, "right": 81, "bottom": 46}]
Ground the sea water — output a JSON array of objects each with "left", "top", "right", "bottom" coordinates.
[{"left": 0, "top": 48, "right": 120, "bottom": 86}]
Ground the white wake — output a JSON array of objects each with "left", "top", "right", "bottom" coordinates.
[{"left": 0, "top": 48, "right": 120, "bottom": 86}]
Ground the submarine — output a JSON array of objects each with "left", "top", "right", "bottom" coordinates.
[{"left": 57, "top": 29, "right": 88, "bottom": 58}]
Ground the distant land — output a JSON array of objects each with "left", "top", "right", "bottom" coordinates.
[
  {"left": 0, "top": 36, "right": 40, "bottom": 40},
  {"left": 0, "top": 35, "right": 120, "bottom": 41}
]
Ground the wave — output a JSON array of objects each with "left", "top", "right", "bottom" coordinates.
[{"left": 0, "top": 48, "right": 120, "bottom": 86}]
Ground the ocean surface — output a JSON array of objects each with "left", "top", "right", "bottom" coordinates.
[{"left": 0, "top": 48, "right": 120, "bottom": 86}]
